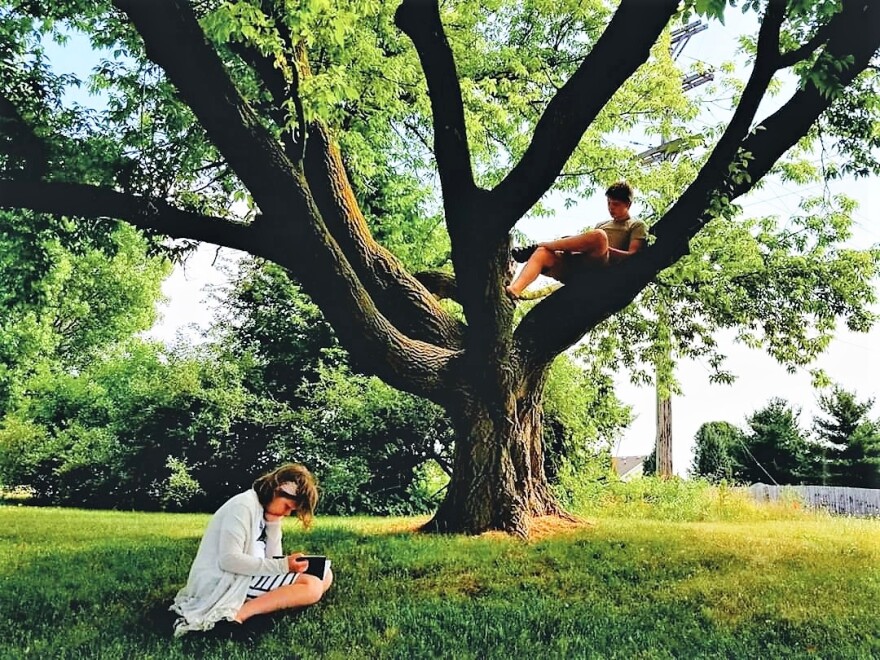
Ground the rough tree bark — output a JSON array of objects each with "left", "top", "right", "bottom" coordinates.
[
  {"left": 429, "top": 380, "right": 563, "bottom": 537},
  {"left": 1, "top": 0, "right": 879, "bottom": 536}
]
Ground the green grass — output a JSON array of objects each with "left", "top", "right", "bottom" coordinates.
[{"left": 1, "top": 505, "right": 878, "bottom": 659}]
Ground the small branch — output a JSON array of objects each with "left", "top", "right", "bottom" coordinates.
[
  {"left": 414, "top": 270, "right": 458, "bottom": 301},
  {"left": 0, "top": 91, "right": 49, "bottom": 179},
  {"left": 777, "top": 22, "right": 836, "bottom": 69},
  {"left": 288, "top": 48, "right": 307, "bottom": 163},
  {"left": 228, "top": 41, "right": 289, "bottom": 121}
]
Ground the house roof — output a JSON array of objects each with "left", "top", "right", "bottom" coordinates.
[{"left": 612, "top": 455, "right": 647, "bottom": 477}]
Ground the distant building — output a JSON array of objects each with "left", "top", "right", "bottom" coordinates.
[{"left": 612, "top": 455, "right": 647, "bottom": 481}]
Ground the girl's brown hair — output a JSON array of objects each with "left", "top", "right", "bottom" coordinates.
[{"left": 252, "top": 463, "right": 319, "bottom": 528}]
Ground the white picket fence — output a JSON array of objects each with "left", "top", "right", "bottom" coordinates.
[{"left": 749, "top": 484, "right": 880, "bottom": 517}]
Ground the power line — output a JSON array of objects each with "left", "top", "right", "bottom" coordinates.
[{"left": 733, "top": 434, "right": 780, "bottom": 486}]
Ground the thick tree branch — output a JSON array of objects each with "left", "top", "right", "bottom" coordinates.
[
  {"left": 654, "top": 0, "right": 878, "bottom": 250},
  {"left": 395, "top": 0, "right": 476, "bottom": 207},
  {"left": 112, "top": 0, "right": 458, "bottom": 400},
  {"left": 227, "top": 40, "right": 300, "bottom": 159},
  {"left": 226, "top": 1, "right": 309, "bottom": 163},
  {"left": 111, "top": 0, "right": 300, "bottom": 207},
  {"left": 0, "top": 180, "right": 260, "bottom": 251},
  {"left": 490, "top": 0, "right": 679, "bottom": 232},
  {"left": 730, "top": 0, "right": 880, "bottom": 198},
  {"left": 414, "top": 270, "right": 458, "bottom": 302},
  {"left": 304, "top": 122, "right": 465, "bottom": 349},
  {"left": 649, "top": 0, "right": 786, "bottom": 250}
]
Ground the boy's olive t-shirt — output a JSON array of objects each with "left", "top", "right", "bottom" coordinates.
[{"left": 592, "top": 217, "right": 647, "bottom": 250}]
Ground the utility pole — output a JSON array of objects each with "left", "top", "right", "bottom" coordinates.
[{"left": 638, "top": 20, "right": 712, "bottom": 478}]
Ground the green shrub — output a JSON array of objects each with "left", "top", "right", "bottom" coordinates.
[{"left": 158, "top": 457, "right": 205, "bottom": 511}]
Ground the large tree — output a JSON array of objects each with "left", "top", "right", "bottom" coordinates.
[{"left": 2, "top": 0, "right": 879, "bottom": 535}]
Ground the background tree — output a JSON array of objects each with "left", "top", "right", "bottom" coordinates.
[
  {"left": 690, "top": 421, "right": 743, "bottom": 482},
  {"left": 812, "top": 386, "right": 880, "bottom": 487},
  {"left": 643, "top": 448, "right": 656, "bottom": 477},
  {"left": 737, "top": 398, "right": 811, "bottom": 484},
  {"left": 0, "top": 219, "right": 170, "bottom": 412},
  {"left": 210, "top": 258, "right": 458, "bottom": 514},
  {"left": 2, "top": 0, "right": 880, "bottom": 535}
]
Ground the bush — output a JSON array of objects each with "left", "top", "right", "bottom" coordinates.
[
  {"left": 0, "top": 339, "right": 454, "bottom": 515},
  {"left": 157, "top": 457, "right": 205, "bottom": 511}
]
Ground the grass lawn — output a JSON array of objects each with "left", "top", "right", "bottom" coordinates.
[{"left": 0, "top": 505, "right": 878, "bottom": 659}]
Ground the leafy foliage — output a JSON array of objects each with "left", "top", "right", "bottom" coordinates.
[
  {"left": 812, "top": 386, "right": 880, "bottom": 487},
  {"left": 0, "top": 340, "right": 279, "bottom": 509},
  {"left": 690, "top": 421, "right": 744, "bottom": 482},
  {"left": 543, "top": 354, "right": 632, "bottom": 504},
  {"left": 0, "top": 221, "right": 170, "bottom": 411}
]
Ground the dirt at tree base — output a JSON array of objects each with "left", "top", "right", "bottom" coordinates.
[{"left": 475, "top": 514, "right": 593, "bottom": 541}]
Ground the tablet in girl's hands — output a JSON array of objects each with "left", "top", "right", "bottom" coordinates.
[{"left": 297, "top": 555, "right": 331, "bottom": 580}]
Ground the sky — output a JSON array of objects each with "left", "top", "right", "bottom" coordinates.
[{"left": 44, "top": 8, "right": 880, "bottom": 477}]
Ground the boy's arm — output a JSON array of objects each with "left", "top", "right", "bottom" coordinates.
[
  {"left": 608, "top": 237, "right": 645, "bottom": 262},
  {"left": 609, "top": 221, "right": 648, "bottom": 262}
]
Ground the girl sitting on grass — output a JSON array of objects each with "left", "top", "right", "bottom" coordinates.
[{"left": 170, "top": 463, "right": 333, "bottom": 636}]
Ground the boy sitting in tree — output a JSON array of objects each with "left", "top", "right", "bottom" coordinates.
[{"left": 507, "top": 181, "right": 647, "bottom": 299}]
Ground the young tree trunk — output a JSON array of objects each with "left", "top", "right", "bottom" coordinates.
[{"left": 426, "top": 386, "right": 565, "bottom": 536}]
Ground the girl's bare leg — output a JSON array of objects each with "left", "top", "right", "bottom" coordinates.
[{"left": 235, "top": 569, "right": 334, "bottom": 623}]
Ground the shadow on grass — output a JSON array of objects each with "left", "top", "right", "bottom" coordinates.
[{"left": 0, "top": 527, "right": 370, "bottom": 657}]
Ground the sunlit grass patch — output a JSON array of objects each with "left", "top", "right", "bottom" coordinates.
[{"left": 565, "top": 476, "right": 816, "bottom": 522}]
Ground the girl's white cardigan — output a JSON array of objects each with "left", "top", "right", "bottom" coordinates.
[{"left": 170, "top": 489, "right": 289, "bottom": 636}]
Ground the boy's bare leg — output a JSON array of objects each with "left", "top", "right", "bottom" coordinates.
[
  {"left": 542, "top": 229, "right": 608, "bottom": 256},
  {"left": 507, "top": 230, "right": 609, "bottom": 297},
  {"left": 507, "top": 246, "right": 559, "bottom": 297}
]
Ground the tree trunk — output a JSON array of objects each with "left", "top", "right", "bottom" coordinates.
[{"left": 425, "top": 386, "right": 565, "bottom": 537}]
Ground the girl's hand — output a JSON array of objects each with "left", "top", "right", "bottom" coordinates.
[
  {"left": 264, "top": 512, "right": 283, "bottom": 522},
  {"left": 287, "top": 553, "right": 308, "bottom": 573}
]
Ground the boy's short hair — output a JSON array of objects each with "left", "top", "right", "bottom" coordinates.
[
  {"left": 605, "top": 181, "right": 633, "bottom": 204},
  {"left": 253, "top": 463, "right": 319, "bottom": 528}
]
